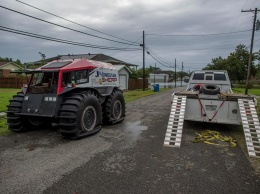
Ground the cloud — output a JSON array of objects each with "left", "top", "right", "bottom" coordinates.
[{"left": 0, "top": 0, "right": 259, "bottom": 71}]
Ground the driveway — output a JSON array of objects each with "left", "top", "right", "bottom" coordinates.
[{"left": 0, "top": 88, "right": 259, "bottom": 193}]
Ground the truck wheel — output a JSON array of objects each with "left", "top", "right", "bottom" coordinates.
[
  {"left": 200, "top": 84, "right": 220, "bottom": 95},
  {"left": 6, "top": 92, "right": 26, "bottom": 132},
  {"left": 103, "top": 88, "right": 125, "bottom": 124},
  {"left": 59, "top": 92, "right": 102, "bottom": 139}
]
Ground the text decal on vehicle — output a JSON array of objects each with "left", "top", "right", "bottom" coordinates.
[{"left": 95, "top": 71, "right": 117, "bottom": 83}]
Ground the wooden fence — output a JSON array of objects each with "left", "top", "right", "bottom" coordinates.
[
  {"left": 0, "top": 77, "right": 148, "bottom": 90},
  {"left": 128, "top": 78, "right": 148, "bottom": 90},
  {"left": 0, "top": 77, "right": 28, "bottom": 88}
]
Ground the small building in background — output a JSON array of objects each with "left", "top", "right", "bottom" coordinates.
[
  {"left": 149, "top": 73, "right": 169, "bottom": 84},
  {"left": 114, "top": 65, "right": 132, "bottom": 90},
  {"left": 0, "top": 62, "right": 23, "bottom": 77}
]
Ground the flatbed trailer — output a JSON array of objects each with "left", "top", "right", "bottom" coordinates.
[{"left": 163, "top": 70, "right": 260, "bottom": 158}]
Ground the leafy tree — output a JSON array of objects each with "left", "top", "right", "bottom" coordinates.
[
  {"left": 203, "top": 44, "right": 257, "bottom": 82},
  {"left": 148, "top": 65, "right": 161, "bottom": 73},
  {"left": 254, "top": 51, "right": 260, "bottom": 79},
  {"left": 129, "top": 67, "right": 150, "bottom": 79},
  {"left": 176, "top": 71, "right": 189, "bottom": 79},
  {"left": 204, "top": 56, "right": 226, "bottom": 70}
]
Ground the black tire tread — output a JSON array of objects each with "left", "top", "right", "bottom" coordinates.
[
  {"left": 59, "top": 91, "right": 102, "bottom": 139},
  {"left": 6, "top": 92, "right": 26, "bottom": 132},
  {"left": 102, "top": 88, "right": 125, "bottom": 124}
]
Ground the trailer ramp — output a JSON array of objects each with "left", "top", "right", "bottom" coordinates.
[
  {"left": 238, "top": 99, "right": 260, "bottom": 158},
  {"left": 164, "top": 95, "right": 186, "bottom": 148}
]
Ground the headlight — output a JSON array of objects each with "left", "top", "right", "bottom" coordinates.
[{"left": 24, "top": 96, "right": 29, "bottom": 100}]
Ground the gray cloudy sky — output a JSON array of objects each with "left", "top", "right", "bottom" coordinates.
[{"left": 0, "top": 0, "right": 260, "bottom": 72}]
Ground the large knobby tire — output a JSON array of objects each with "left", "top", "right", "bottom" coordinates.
[
  {"left": 103, "top": 88, "right": 125, "bottom": 124},
  {"left": 59, "top": 91, "right": 102, "bottom": 139},
  {"left": 6, "top": 92, "right": 27, "bottom": 132},
  {"left": 200, "top": 84, "right": 220, "bottom": 95}
]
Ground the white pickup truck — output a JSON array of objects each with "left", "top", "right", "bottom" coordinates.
[{"left": 164, "top": 70, "right": 260, "bottom": 158}]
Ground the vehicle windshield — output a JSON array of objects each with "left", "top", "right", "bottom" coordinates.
[{"left": 27, "top": 72, "right": 58, "bottom": 94}]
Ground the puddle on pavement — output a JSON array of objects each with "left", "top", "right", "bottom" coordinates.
[
  {"left": 101, "top": 121, "right": 148, "bottom": 150},
  {"left": 121, "top": 121, "right": 148, "bottom": 142}
]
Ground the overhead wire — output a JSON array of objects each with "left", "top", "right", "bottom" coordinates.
[
  {"left": 146, "top": 47, "right": 184, "bottom": 69},
  {"left": 0, "top": 5, "right": 140, "bottom": 46},
  {"left": 146, "top": 29, "right": 251, "bottom": 37},
  {"left": 146, "top": 47, "right": 173, "bottom": 65},
  {"left": 146, "top": 51, "right": 172, "bottom": 68},
  {"left": 15, "top": 0, "right": 137, "bottom": 44},
  {"left": 0, "top": 25, "right": 141, "bottom": 51},
  {"left": 109, "top": 36, "right": 143, "bottom": 56}
]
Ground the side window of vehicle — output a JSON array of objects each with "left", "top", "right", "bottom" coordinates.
[
  {"left": 62, "top": 72, "right": 72, "bottom": 87},
  {"left": 214, "top": 73, "right": 227, "bottom": 81},
  {"left": 75, "top": 70, "right": 89, "bottom": 84},
  {"left": 193, "top": 73, "right": 204, "bottom": 80}
]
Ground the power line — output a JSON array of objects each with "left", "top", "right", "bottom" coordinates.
[
  {"left": 0, "top": 5, "right": 140, "bottom": 46},
  {"left": 146, "top": 51, "right": 171, "bottom": 68},
  {"left": 0, "top": 25, "right": 141, "bottom": 51},
  {"left": 146, "top": 47, "right": 172, "bottom": 65},
  {"left": 109, "top": 36, "right": 143, "bottom": 56},
  {"left": 146, "top": 47, "right": 184, "bottom": 69},
  {"left": 146, "top": 48, "right": 183, "bottom": 69},
  {"left": 15, "top": 0, "right": 137, "bottom": 45},
  {"left": 146, "top": 29, "right": 251, "bottom": 37}
]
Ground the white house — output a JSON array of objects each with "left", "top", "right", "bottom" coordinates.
[{"left": 115, "top": 65, "right": 132, "bottom": 90}]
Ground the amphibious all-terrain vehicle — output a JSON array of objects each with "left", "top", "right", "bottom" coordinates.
[{"left": 6, "top": 59, "right": 125, "bottom": 139}]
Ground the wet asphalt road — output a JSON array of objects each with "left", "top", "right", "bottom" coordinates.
[{"left": 0, "top": 88, "right": 260, "bottom": 194}]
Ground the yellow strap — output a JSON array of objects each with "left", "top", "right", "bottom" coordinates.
[{"left": 193, "top": 130, "right": 237, "bottom": 148}]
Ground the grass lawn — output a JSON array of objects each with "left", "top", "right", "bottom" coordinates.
[
  {"left": 232, "top": 88, "right": 260, "bottom": 118},
  {"left": 0, "top": 88, "right": 21, "bottom": 135},
  {"left": 0, "top": 117, "right": 9, "bottom": 136},
  {"left": 0, "top": 88, "right": 21, "bottom": 112},
  {"left": 123, "top": 88, "right": 171, "bottom": 102},
  {"left": 232, "top": 88, "right": 260, "bottom": 96}
]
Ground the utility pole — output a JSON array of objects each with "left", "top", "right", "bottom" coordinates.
[
  {"left": 181, "top": 62, "right": 184, "bottom": 87},
  {"left": 241, "top": 8, "right": 259, "bottom": 95},
  {"left": 154, "top": 63, "right": 156, "bottom": 85},
  {"left": 174, "top": 58, "right": 176, "bottom": 88},
  {"left": 142, "top": 31, "right": 145, "bottom": 91}
]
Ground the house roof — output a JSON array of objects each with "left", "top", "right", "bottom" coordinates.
[
  {"left": 0, "top": 61, "right": 23, "bottom": 69},
  {"left": 0, "top": 62, "right": 8, "bottom": 67},
  {"left": 27, "top": 53, "right": 138, "bottom": 67},
  {"left": 114, "top": 65, "right": 132, "bottom": 74}
]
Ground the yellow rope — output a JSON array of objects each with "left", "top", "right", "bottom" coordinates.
[{"left": 193, "top": 130, "right": 237, "bottom": 148}]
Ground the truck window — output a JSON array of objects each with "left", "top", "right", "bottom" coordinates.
[
  {"left": 192, "top": 73, "right": 204, "bottom": 80},
  {"left": 205, "top": 75, "right": 213, "bottom": 80},
  {"left": 214, "top": 73, "right": 226, "bottom": 81}
]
